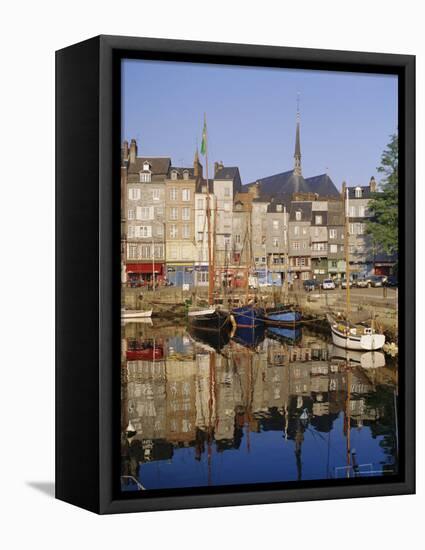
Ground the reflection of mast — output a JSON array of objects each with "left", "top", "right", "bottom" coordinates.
[
  {"left": 207, "top": 350, "right": 216, "bottom": 486},
  {"left": 344, "top": 186, "right": 351, "bottom": 318},
  {"left": 344, "top": 365, "right": 352, "bottom": 477},
  {"left": 294, "top": 418, "right": 304, "bottom": 481}
]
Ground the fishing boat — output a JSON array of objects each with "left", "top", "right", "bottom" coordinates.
[
  {"left": 265, "top": 306, "right": 302, "bottom": 326},
  {"left": 188, "top": 307, "right": 232, "bottom": 332},
  {"left": 232, "top": 304, "right": 265, "bottom": 328},
  {"left": 187, "top": 116, "right": 231, "bottom": 334},
  {"left": 121, "top": 308, "right": 152, "bottom": 319},
  {"left": 126, "top": 345, "right": 163, "bottom": 361},
  {"left": 327, "top": 187, "right": 385, "bottom": 351}
]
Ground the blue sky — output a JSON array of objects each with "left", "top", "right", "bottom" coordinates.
[{"left": 122, "top": 59, "right": 398, "bottom": 189}]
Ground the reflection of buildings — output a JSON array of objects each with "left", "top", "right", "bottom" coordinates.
[{"left": 122, "top": 330, "right": 395, "bottom": 474}]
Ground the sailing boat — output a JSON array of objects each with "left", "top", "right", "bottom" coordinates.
[
  {"left": 327, "top": 187, "right": 385, "bottom": 351},
  {"left": 265, "top": 205, "right": 302, "bottom": 327},
  {"left": 188, "top": 115, "right": 231, "bottom": 333}
]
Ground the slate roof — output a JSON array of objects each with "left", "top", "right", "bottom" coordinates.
[
  {"left": 127, "top": 157, "right": 171, "bottom": 176},
  {"left": 244, "top": 170, "right": 340, "bottom": 200},
  {"left": 289, "top": 201, "right": 312, "bottom": 222},
  {"left": 214, "top": 167, "right": 240, "bottom": 180},
  {"left": 305, "top": 174, "right": 340, "bottom": 198},
  {"left": 169, "top": 166, "right": 196, "bottom": 178},
  {"left": 267, "top": 197, "right": 289, "bottom": 213}
]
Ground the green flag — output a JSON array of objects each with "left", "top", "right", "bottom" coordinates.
[{"left": 200, "top": 118, "right": 207, "bottom": 155}]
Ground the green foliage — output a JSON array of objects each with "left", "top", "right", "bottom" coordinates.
[{"left": 366, "top": 134, "right": 398, "bottom": 255}]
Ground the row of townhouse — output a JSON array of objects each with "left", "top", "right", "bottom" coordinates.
[{"left": 121, "top": 136, "right": 394, "bottom": 288}]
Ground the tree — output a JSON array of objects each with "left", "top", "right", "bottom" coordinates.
[{"left": 366, "top": 134, "right": 398, "bottom": 256}]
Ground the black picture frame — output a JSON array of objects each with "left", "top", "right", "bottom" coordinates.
[{"left": 56, "top": 35, "right": 415, "bottom": 514}]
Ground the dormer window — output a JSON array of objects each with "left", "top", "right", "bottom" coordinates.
[
  {"left": 143, "top": 161, "right": 151, "bottom": 171},
  {"left": 295, "top": 210, "right": 302, "bottom": 221},
  {"left": 171, "top": 170, "right": 178, "bottom": 180},
  {"left": 140, "top": 172, "right": 151, "bottom": 183},
  {"left": 183, "top": 170, "right": 189, "bottom": 180},
  {"left": 276, "top": 204, "right": 282, "bottom": 212},
  {"left": 355, "top": 187, "right": 362, "bottom": 198}
]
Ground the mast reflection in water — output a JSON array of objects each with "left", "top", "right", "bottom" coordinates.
[{"left": 121, "top": 321, "right": 399, "bottom": 492}]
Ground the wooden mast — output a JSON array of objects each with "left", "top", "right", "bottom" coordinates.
[
  {"left": 283, "top": 205, "right": 289, "bottom": 303},
  {"left": 204, "top": 114, "right": 214, "bottom": 307},
  {"left": 344, "top": 186, "right": 351, "bottom": 318}
]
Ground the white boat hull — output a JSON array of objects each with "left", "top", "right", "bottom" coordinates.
[
  {"left": 327, "top": 314, "right": 385, "bottom": 351},
  {"left": 121, "top": 309, "right": 152, "bottom": 319},
  {"left": 187, "top": 307, "right": 216, "bottom": 317}
]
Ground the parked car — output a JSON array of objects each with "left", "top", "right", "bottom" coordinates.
[
  {"left": 303, "top": 279, "right": 321, "bottom": 292},
  {"left": 322, "top": 278, "right": 336, "bottom": 290},
  {"left": 354, "top": 275, "right": 372, "bottom": 288},
  {"left": 384, "top": 275, "right": 398, "bottom": 287},
  {"left": 341, "top": 279, "right": 353, "bottom": 289},
  {"left": 370, "top": 275, "right": 385, "bottom": 287}
]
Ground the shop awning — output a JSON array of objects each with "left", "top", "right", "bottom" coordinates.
[{"left": 126, "top": 263, "right": 163, "bottom": 274}]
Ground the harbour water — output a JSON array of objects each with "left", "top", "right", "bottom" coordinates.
[{"left": 121, "top": 320, "right": 399, "bottom": 492}]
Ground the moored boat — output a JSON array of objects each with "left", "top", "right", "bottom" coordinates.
[
  {"left": 188, "top": 307, "right": 232, "bottom": 332},
  {"left": 121, "top": 308, "right": 153, "bottom": 319},
  {"left": 265, "top": 307, "right": 302, "bottom": 326},
  {"left": 232, "top": 325, "right": 265, "bottom": 348},
  {"left": 232, "top": 304, "right": 265, "bottom": 328},
  {"left": 327, "top": 313, "right": 385, "bottom": 351},
  {"left": 267, "top": 325, "right": 302, "bottom": 342}
]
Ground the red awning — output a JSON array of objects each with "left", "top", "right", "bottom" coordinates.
[{"left": 126, "top": 263, "right": 163, "bottom": 274}]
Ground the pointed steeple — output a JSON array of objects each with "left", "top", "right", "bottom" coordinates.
[{"left": 294, "top": 93, "right": 302, "bottom": 177}]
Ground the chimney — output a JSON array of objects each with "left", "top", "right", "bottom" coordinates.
[
  {"left": 341, "top": 181, "right": 346, "bottom": 199},
  {"left": 193, "top": 148, "right": 202, "bottom": 178},
  {"left": 122, "top": 140, "right": 129, "bottom": 162},
  {"left": 129, "top": 139, "right": 137, "bottom": 164},
  {"left": 369, "top": 176, "right": 377, "bottom": 192},
  {"left": 214, "top": 161, "right": 224, "bottom": 176}
]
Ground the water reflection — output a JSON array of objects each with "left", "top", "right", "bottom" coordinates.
[{"left": 121, "top": 322, "right": 398, "bottom": 492}]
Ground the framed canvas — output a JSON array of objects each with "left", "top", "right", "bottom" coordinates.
[{"left": 56, "top": 35, "right": 415, "bottom": 514}]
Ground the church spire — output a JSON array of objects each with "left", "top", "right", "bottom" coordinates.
[{"left": 294, "top": 93, "right": 302, "bottom": 177}]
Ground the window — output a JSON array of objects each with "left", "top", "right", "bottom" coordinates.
[
  {"left": 171, "top": 170, "right": 178, "bottom": 180},
  {"left": 143, "top": 161, "right": 151, "bottom": 171},
  {"left": 293, "top": 241, "right": 300, "bottom": 250},
  {"left": 331, "top": 260, "right": 338, "bottom": 268},
  {"left": 273, "top": 238, "right": 279, "bottom": 248},
  {"left": 358, "top": 223, "right": 365, "bottom": 235},
  {"left": 355, "top": 187, "right": 362, "bottom": 198},
  {"left": 329, "top": 229, "right": 337, "bottom": 239},
  {"left": 198, "top": 271, "right": 209, "bottom": 283},
  {"left": 224, "top": 186, "right": 230, "bottom": 197},
  {"left": 183, "top": 170, "right": 189, "bottom": 180},
  {"left": 170, "top": 225, "right": 177, "bottom": 238},
  {"left": 312, "top": 242, "right": 327, "bottom": 251},
  {"left": 302, "top": 227, "right": 308, "bottom": 235},
  {"left": 182, "top": 189, "right": 191, "bottom": 201},
  {"left": 302, "top": 241, "right": 307, "bottom": 249},
  {"left": 128, "top": 244, "right": 139, "bottom": 260},
  {"left": 276, "top": 204, "right": 283, "bottom": 212},
  {"left": 152, "top": 188, "right": 160, "bottom": 201},
  {"left": 128, "top": 209, "right": 135, "bottom": 220},
  {"left": 138, "top": 226, "right": 152, "bottom": 238},
  {"left": 314, "top": 227, "right": 319, "bottom": 237},
  {"left": 170, "top": 187, "right": 177, "bottom": 200},
  {"left": 235, "top": 234, "right": 241, "bottom": 244},
  {"left": 349, "top": 223, "right": 355, "bottom": 235},
  {"left": 273, "top": 220, "right": 279, "bottom": 230},
  {"left": 350, "top": 206, "right": 356, "bottom": 217},
  {"left": 295, "top": 210, "right": 302, "bottom": 221},
  {"left": 330, "top": 244, "right": 338, "bottom": 253},
  {"left": 140, "top": 172, "right": 151, "bottom": 183},
  {"left": 182, "top": 207, "right": 190, "bottom": 220},
  {"left": 137, "top": 206, "right": 152, "bottom": 220},
  {"left": 182, "top": 224, "right": 190, "bottom": 239},
  {"left": 315, "top": 215, "right": 322, "bottom": 225},
  {"left": 224, "top": 202, "right": 231, "bottom": 212},
  {"left": 294, "top": 226, "right": 300, "bottom": 236},
  {"left": 358, "top": 206, "right": 365, "bottom": 217},
  {"left": 128, "top": 188, "right": 141, "bottom": 200},
  {"left": 170, "top": 207, "right": 178, "bottom": 220},
  {"left": 141, "top": 245, "right": 151, "bottom": 259},
  {"left": 154, "top": 245, "right": 163, "bottom": 259},
  {"left": 127, "top": 225, "right": 135, "bottom": 238},
  {"left": 197, "top": 198, "right": 204, "bottom": 209}
]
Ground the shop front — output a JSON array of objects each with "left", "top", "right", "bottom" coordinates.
[
  {"left": 126, "top": 263, "right": 165, "bottom": 287},
  {"left": 166, "top": 264, "right": 194, "bottom": 287}
]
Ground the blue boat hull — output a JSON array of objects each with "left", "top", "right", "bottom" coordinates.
[
  {"left": 233, "top": 326, "right": 265, "bottom": 348},
  {"left": 232, "top": 305, "right": 265, "bottom": 328},
  {"left": 265, "top": 309, "right": 302, "bottom": 326},
  {"left": 268, "top": 326, "right": 302, "bottom": 342}
]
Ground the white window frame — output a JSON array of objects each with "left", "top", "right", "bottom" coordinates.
[{"left": 182, "top": 189, "right": 191, "bottom": 202}]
